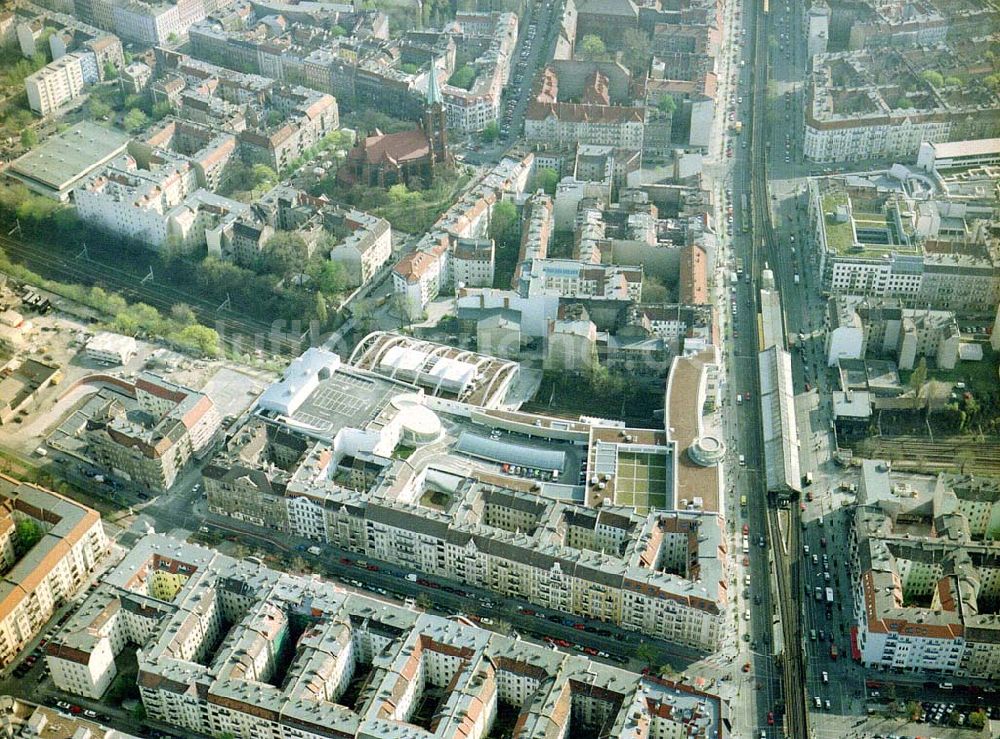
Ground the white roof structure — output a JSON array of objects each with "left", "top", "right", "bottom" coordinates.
[
  {"left": 86, "top": 331, "right": 137, "bottom": 358},
  {"left": 758, "top": 346, "right": 801, "bottom": 494},
  {"left": 351, "top": 332, "right": 519, "bottom": 408},
  {"left": 379, "top": 345, "right": 478, "bottom": 393},
  {"left": 759, "top": 287, "right": 785, "bottom": 351},
  {"left": 258, "top": 347, "right": 341, "bottom": 417}
]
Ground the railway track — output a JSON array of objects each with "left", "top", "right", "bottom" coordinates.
[
  {"left": 744, "top": 0, "right": 809, "bottom": 735},
  {"left": 0, "top": 231, "right": 304, "bottom": 358},
  {"left": 852, "top": 436, "right": 1000, "bottom": 475}
]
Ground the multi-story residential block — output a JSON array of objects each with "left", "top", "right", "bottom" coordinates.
[
  {"left": 137, "top": 118, "right": 239, "bottom": 191},
  {"left": 110, "top": 0, "right": 207, "bottom": 45},
  {"left": 450, "top": 238, "right": 495, "bottom": 288},
  {"left": 194, "top": 345, "right": 728, "bottom": 648},
  {"left": 809, "top": 169, "right": 1000, "bottom": 314},
  {"left": 25, "top": 50, "right": 96, "bottom": 116},
  {"left": 512, "top": 191, "right": 552, "bottom": 286},
  {"left": 545, "top": 302, "right": 598, "bottom": 372},
  {"left": 238, "top": 86, "right": 339, "bottom": 172},
  {"left": 805, "top": 45, "right": 1000, "bottom": 163},
  {"left": 74, "top": 152, "right": 250, "bottom": 251},
  {"left": 325, "top": 207, "right": 393, "bottom": 288},
  {"left": 84, "top": 372, "right": 221, "bottom": 491},
  {"left": 393, "top": 238, "right": 449, "bottom": 319},
  {"left": 825, "top": 296, "right": 961, "bottom": 370},
  {"left": 525, "top": 62, "right": 646, "bottom": 150},
  {"left": 518, "top": 258, "right": 643, "bottom": 302},
  {"left": 46, "top": 532, "right": 725, "bottom": 737},
  {"left": 841, "top": 0, "right": 949, "bottom": 51},
  {"left": 851, "top": 463, "right": 1000, "bottom": 680},
  {"left": 435, "top": 12, "right": 517, "bottom": 133},
  {"left": 0, "top": 475, "right": 109, "bottom": 668},
  {"left": 391, "top": 154, "right": 534, "bottom": 318}
]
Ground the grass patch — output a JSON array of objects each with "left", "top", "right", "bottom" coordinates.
[{"left": 821, "top": 191, "right": 855, "bottom": 254}]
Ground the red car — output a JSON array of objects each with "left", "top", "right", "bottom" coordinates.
[
  {"left": 743, "top": 555, "right": 750, "bottom": 566},
  {"left": 584, "top": 647, "right": 598, "bottom": 656},
  {"left": 767, "top": 711, "right": 775, "bottom": 725},
  {"left": 366, "top": 564, "right": 379, "bottom": 571},
  {"left": 742, "top": 524, "right": 749, "bottom": 535},
  {"left": 555, "top": 639, "right": 570, "bottom": 648},
  {"left": 742, "top": 662, "right": 751, "bottom": 673},
  {"left": 573, "top": 623, "right": 586, "bottom": 630},
  {"left": 339, "top": 558, "right": 352, "bottom": 565}
]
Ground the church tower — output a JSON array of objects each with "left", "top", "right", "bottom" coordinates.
[{"left": 423, "top": 60, "right": 450, "bottom": 167}]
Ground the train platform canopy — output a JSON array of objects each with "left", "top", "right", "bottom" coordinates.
[{"left": 758, "top": 346, "right": 801, "bottom": 494}]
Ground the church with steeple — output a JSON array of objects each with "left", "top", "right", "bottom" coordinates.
[{"left": 340, "top": 61, "right": 451, "bottom": 189}]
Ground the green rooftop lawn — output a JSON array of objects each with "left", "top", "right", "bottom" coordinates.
[{"left": 822, "top": 190, "right": 855, "bottom": 254}]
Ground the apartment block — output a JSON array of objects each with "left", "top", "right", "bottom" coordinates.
[
  {"left": 805, "top": 44, "right": 1000, "bottom": 163},
  {"left": 825, "top": 297, "right": 961, "bottom": 370},
  {"left": 0, "top": 476, "right": 109, "bottom": 668},
  {"left": 391, "top": 154, "right": 534, "bottom": 318},
  {"left": 110, "top": 0, "right": 207, "bottom": 45},
  {"left": 809, "top": 169, "right": 1000, "bottom": 314},
  {"left": 525, "top": 62, "right": 646, "bottom": 150},
  {"left": 851, "top": 462, "right": 1000, "bottom": 680},
  {"left": 74, "top": 152, "right": 250, "bottom": 251},
  {"left": 46, "top": 532, "right": 724, "bottom": 737},
  {"left": 84, "top": 372, "right": 222, "bottom": 491},
  {"left": 25, "top": 50, "right": 96, "bottom": 116},
  {"left": 326, "top": 207, "right": 393, "bottom": 289}
]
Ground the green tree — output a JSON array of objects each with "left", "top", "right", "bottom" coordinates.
[
  {"left": 534, "top": 166, "right": 559, "bottom": 195},
  {"left": 331, "top": 24, "right": 346, "bottom": 37},
  {"left": 103, "top": 61, "right": 119, "bottom": 80},
  {"left": 904, "top": 701, "right": 921, "bottom": 722},
  {"left": 657, "top": 95, "right": 677, "bottom": 115},
  {"left": 15, "top": 518, "right": 44, "bottom": 553},
  {"left": 448, "top": 65, "right": 476, "bottom": 90},
  {"left": 489, "top": 200, "right": 519, "bottom": 248},
  {"left": 307, "top": 259, "right": 347, "bottom": 296},
  {"left": 262, "top": 231, "right": 309, "bottom": 275},
  {"left": 968, "top": 709, "right": 986, "bottom": 729},
  {"left": 909, "top": 357, "right": 927, "bottom": 400},
  {"left": 88, "top": 98, "right": 112, "bottom": 120},
  {"left": 152, "top": 100, "right": 173, "bottom": 120},
  {"left": 122, "top": 107, "right": 147, "bottom": 132},
  {"left": 20, "top": 129, "right": 37, "bottom": 148},
  {"left": 481, "top": 120, "right": 499, "bottom": 143},
  {"left": 579, "top": 34, "right": 607, "bottom": 61},
  {"left": 170, "top": 303, "right": 197, "bottom": 325},
  {"left": 635, "top": 642, "right": 659, "bottom": 669},
  {"left": 920, "top": 70, "right": 944, "bottom": 87},
  {"left": 943, "top": 76, "right": 961, "bottom": 87},
  {"left": 621, "top": 28, "right": 652, "bottom": 75},
  {"left": 171, "top": 324, "right": 221, "bottom": 356},
  {"left": 641, "top": 276, "right": 669, "bottom": 303},
  {"left": 251, "top": 164, "right": 277, "bottom": 190},
  {"left": 314, "top": 291, "right": 329, "bottom": 326}
]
